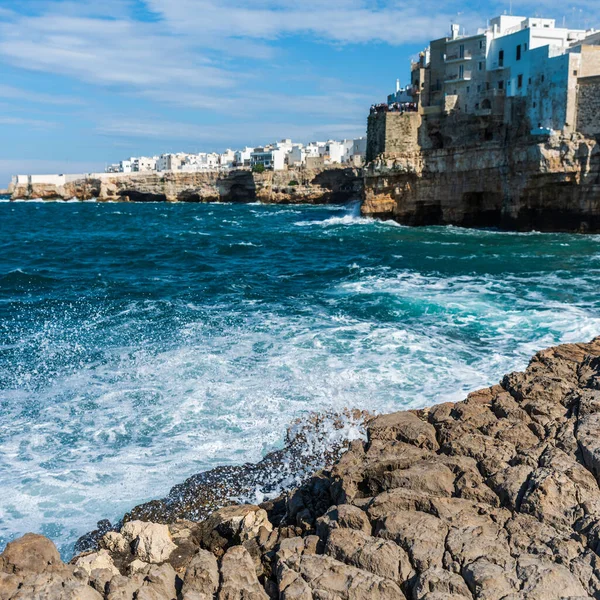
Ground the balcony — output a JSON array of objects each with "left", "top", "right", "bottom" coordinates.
[
  {"left": 489, "top": 61, "right": 506, "bottom": 71},
  {"left": 444, "top": 53, "right": 474, "bottom": 64},
  {"left": 444, "top": 73, "right": 472, "bottom": 83}
]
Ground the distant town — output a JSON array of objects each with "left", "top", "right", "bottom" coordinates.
[{"left": 104, "top": 137, "right": 368, "bottom": 175}]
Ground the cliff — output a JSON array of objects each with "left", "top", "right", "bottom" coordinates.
[
  {"left": 4, "top": 338, "right": 600, "bottom": 599},
  {"left": 8, "top": 167, "right": 362, "bottom": 205},
  {"left": 363, "top": 111, "right": 600, "bottom": 232}
]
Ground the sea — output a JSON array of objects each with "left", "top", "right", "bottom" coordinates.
[{"left": 1, "top": 197, "right": 600, "bottom": 557}]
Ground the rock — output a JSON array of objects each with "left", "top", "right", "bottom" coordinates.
[
  {"left": 412, "top": 567, "right": 471, "bottom": 599},
  {"left": 0, "top": 533, "right": 62, "bottom": 574},
  {"left": 101, "top": 531, "right": 130, "bottom": 554},
  {"left": 278, "top": 553, "right": 406, "bottom": 599},
  {"left": 462, "top": 559, "right": 518, "bottom": 600},
  {"left": 315, "top": 504, "right": 372, "bottom": 540},
  {"left": 325, "top": 527, "right": 413, "bottom": 583},
  {"left": 197, "top": 505, "right": 272, "bottom": 555},
  {"left": 219, "top": 545, "right": 269, "bottom": 600},
  {"left": 121, "top": 521, "right": 177, "bottom": 564},
  {"left": 368, "top": 411, "right": 439, "bottom": 450},
  {"left": 515, "top": 555, "right": 589, "bottom": 599},
  {"left": 376, "top": 510, "right": 448, "bottom": 572},
  {"left": 74, "top": 549, "right": 120, "bottom": 577},
  {"left": 181, "top": 550, "right": 219, "bottom": 600}
]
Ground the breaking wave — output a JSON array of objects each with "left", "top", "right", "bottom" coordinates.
[{"left": 1, "top": 200, "right": 599, "bottom": 557}]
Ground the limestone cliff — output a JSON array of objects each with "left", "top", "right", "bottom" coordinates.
[
  {"left": 9, "top": 167, "right": 362, "bottom": 205},
  {"left": 363, "top": 111, "right": 600, "bottom": 232},
  {"left": 4, "top": 338, "right": 600, "bottom": 599}
]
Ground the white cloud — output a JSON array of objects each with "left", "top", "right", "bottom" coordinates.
[
  {"left": 0, "top": 116, "right": 57, "bottom": 128},
  {"left": 97, "top": 117, "right": 366, "bottom": 148},
  {"left": 0, "top": 85, "right": 82, "bottom": 106}
]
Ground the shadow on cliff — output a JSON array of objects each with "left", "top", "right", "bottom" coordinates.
[
  {"left": 311, "top": 168, "right": 363, "bottom": 204},
  {"left": 217, "top": 171, "right": 257, "bottom": 203}
]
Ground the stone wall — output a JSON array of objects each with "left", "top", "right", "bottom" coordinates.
[
  {"left": 576, "top": 76, "right": 600, "bottom": 136},
  {"left": 366, "top": 112, "right": 421, "bottom": 163}
]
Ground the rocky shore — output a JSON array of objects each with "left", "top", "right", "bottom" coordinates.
[
  {"left": 4, "top": 337, "right": 600, "bottom": 599},
  {"left": 8, "top": 167, "right": 362, "bottom": 204}
]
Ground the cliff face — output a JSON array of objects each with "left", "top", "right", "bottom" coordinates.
[
  {"left": 4, "top": 338, "right": 600, "bottom": 599},
  {"left": 9, "top": 167, "right": 363, "bottom": 205},
  {"left": 363, "top": 111, "right": 600, "bottom": 232}
]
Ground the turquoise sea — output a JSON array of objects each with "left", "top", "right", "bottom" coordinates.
[{"left": 1, "top": 198, "right": 600, "bottom": 556}]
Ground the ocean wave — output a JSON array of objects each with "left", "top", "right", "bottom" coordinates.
[{"left": 1, "top": 201, "right": 599, "bottom": 558}]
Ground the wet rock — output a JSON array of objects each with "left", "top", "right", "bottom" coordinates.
[{"left": 197, "top": 505, "right": 272, "bottom": 556}]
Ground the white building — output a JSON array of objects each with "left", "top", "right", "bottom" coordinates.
[
  {"left": 288, "top": 144, "right": 306, "bottom": 167},
  {"left": 219, "top": 149, "right": 236, "bottom": 169},
  {"left": 235, "top": 147, "right": 254, "bottom": 167},
  {"left": 120, "top": 159, "right": 132, "bottom": 173},
  {"left": 157, "top": 153, "right": 186, "bottom": 172},
  {"left": 250, "top": 148, "right": 286, "bottom": 171},
  {"left": 132, "top": 156, "right": 157, "bottom": 172}
]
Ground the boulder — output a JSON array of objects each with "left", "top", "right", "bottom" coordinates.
[
  {"left": 121, "top": 521, "right": 177, "bottom": 564},
  {"left": 219, "top": 545, "right": 269, "bottom": 600},
  {"left": 181, "top": 550, "right": 219, "bottom": 600}
]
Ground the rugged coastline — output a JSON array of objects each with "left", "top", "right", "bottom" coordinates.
[
  {"left": 7, "top": 167, "right": 362, "bottom": 205},
  {"left": 4, "top": 338, "right": 600, "bottom": 599},
  {"left": 363, "top": 113, "right": 600, "bottom": 233}
]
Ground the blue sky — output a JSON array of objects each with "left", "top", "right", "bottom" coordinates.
[{"left": 0, "top": 0, "right": 597, "bottom": 186}]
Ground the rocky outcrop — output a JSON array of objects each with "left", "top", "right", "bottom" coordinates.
[
  {"left": 8, "top": 167, "right": 362, "bottom": 204},
  {"left": 4, "top": 338, "right": 600, "bottom": 599},
  {"left": 363, "top": 123, "right": 600, "bottom": 232}
]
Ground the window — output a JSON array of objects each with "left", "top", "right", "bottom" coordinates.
[
  {"left": 459, "top": 44, "right": 465, "bottom": 59},
  {"left": 459, "top": 65, "right": 465, "bottom": 79},
  {"left": 524, "top": 43, "right": 528, "bottom": 51},
  {"left": 479, "top": 61, "right": 484, "bottom": 71},
  {"left": 479, "top": 40, "right": 484, "bottom": 50},
  {"left": 528, "top": 77, "right": 532, "bottom": 85},
  {"left": 516, "top": 44, "right": 522, "bottom": 61},
  {"left": 518, "top": 74, "right": 523, "bottom": 88},
  {"left": 499, "top": 50, "right": 504, "bottom": 67},
  {"left": 574, "top": 70, "right": 579, "bottom": 76},
  {"left": 541, "top": 74, "right": 545, "bottom": 82},
  {"left": 499, "top": 80, "right": 504, "bottom": 90},
  {"left": 467, "top": 86, "right": 470, "bottom": 93}
]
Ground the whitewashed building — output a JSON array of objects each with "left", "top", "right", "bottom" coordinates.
[{"left": 250, "top": 148, "right": 286, "bottom": 171}]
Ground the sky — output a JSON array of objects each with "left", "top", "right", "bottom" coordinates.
[{"left": 0, "top": 0, "right": 598, "bottom": 186}]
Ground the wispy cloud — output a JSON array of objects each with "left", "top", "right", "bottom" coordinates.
[
  {"left": 0, "top": 84, "right": 82, "bottom": 106},
  {"left": 0, "top": 116, "right": 57, "bottom": 129},
  {"left": 97, "top": 117, "right": 366, "bottom": 146}
]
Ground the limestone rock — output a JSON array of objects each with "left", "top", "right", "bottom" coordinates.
[
  {"left": 181, "top": 550, "right": 219, "bottom": 600},
  {"left": 278, "top": 553, "right": 406, "bottom": 599},
  {"left": 121, "top": 521, "right": 177, "bottom": 564},
  {"left": 74, "top": 549, "right": 120, "bottom": 577},
  {"left": 219, "top": 545, "right": 269, "bottom": 600},
  {"left": 0, "top": 533, "right": 61, "bottom": 574}
]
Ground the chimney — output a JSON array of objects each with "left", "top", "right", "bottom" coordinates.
[
  {"left": 451, "top": 23, "right": 460, "bottom": 40},
  {"left": 396, "top": 78, "right": 401, "bottom": 93}
]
